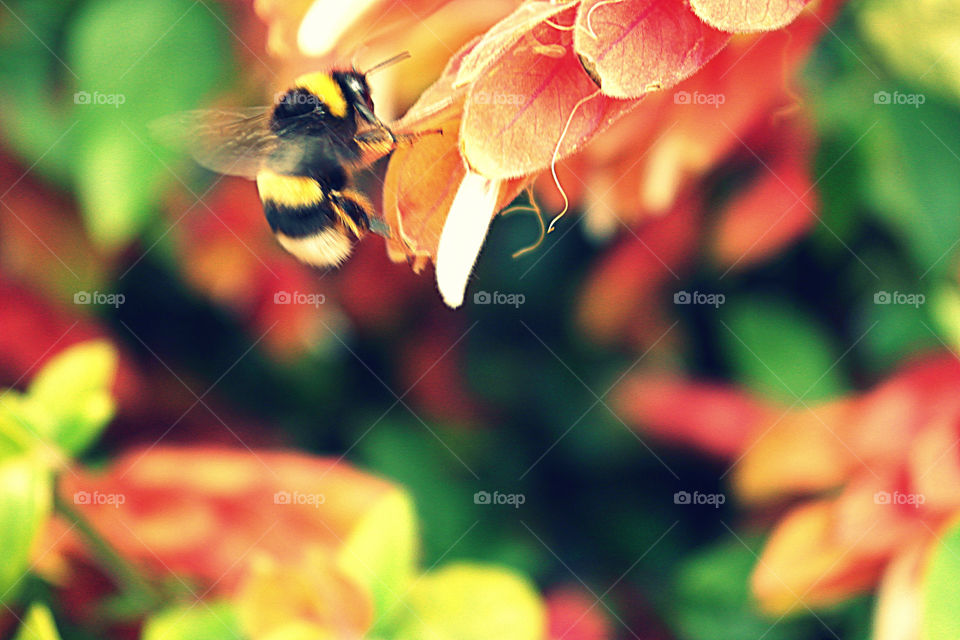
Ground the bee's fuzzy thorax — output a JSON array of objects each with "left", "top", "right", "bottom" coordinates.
[{"left": 293, "top": 72, "right": 348, "bottom": 117}]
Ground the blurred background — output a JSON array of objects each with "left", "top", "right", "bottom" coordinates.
[{"left": 1, "top": 0, "right": 960, "bottom": 639}]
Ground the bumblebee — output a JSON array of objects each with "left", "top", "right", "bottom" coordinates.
[{"left": 156, "top": 53, "right": 426, "bottom": 267}]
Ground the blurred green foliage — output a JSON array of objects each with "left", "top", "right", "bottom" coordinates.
[
  {"left": 923, "top": 520, "right": 960, "bottom": 640},
  {"left": 141, "top": 602, "right": 240, "bottom": 640},
  {"left": 0, "top": 0, "right": 230, "bottom": 247},
  {"left": 0, "top": 341, "right": 116, "bottom": 639},
  {"left": 13, "top": 603, "right": 63, "bottom": 640}
]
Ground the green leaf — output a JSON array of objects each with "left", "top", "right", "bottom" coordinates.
[
  {"left": 13, "top": 603, "right": 62, "bottom": 640},
  {"left": 0, "top": 457, "right": 53, "bottom": 605},
  {"left": 356, "top": 422, "right": 477, "bottom": 565},
  {"left": 336, "top": 488, "right": 418, "bottom": 634},
  {"left": 0, "top": 392, "right": 39, "bottom": 458},
  {"left": 74, "top": 127, "right": 166, "bottom": 248},
  {"left": 720, "top": 296, "right": 847, "bottom": 403},
  {"left": 26, "top": 340, "right": 118, "bottom": 456},
  {"left": 932, "top": 285, "right": 960, "bottom": 354},
  {"left": 65, "top": 0, "right": 230, "bottom": 248},
  {"left": 860, "top": 103, "right": 960, "bottom": 277},
  {"left": 142, "top": 601, "right": 241, "bottom": 640},
  {"left": 808, "top": 35, "right": 960, "bottom": 280},
  {"left": 391, "top": 563, "right": 545, "bottom": 640},
  {"left": 858, "top": 0, "right": 960, "bottom": 106},
  {"left": 922, "top": 519, "right": 960, "bottom": 640},
  {"left": 0, "top": 1, "right": 77, "bottom": 185},
  {"left": 672, "top": 539, "right": 808, "bottom": 640}
]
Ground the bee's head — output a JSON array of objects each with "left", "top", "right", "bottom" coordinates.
[{"left": 333, "top": 70, "right": 377, "bottom": 126}]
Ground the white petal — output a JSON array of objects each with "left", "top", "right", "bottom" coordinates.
[
  {"left": 436, "top": 171, "right": 500, "bottom": 308},
  {"left": 297, "top": 0, "right": 379, "bottom": 56}
]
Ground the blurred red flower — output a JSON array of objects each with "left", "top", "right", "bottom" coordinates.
[
  {"left": 545, "top": 587, "right": 612, "bottom": 640},
  {"left": 56, "top": 446, "right": 398, "bottom": 594},
  {"left": 616, "top": 353, "right": 960, "bottom": 637},
  {"left": 49, "top": 445, "right": 597, "bottom": 638}
]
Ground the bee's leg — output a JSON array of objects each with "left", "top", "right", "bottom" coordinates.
[
  {"left": 352, "top": 127, "right": 398, "bottom": 166},
  {"left": 353, "top": 126, "right": 444, "bottom": 166},
  {"left": 329, "top": 189, "right": 374, "bottom": 239},
  {"left": 393, "top": 128, "right": 443, "bottom": 146}
]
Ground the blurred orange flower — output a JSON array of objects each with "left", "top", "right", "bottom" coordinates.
[
  {"left": 50, "top": 445, "right": 559, "bottom": 640},
  {"left": 57, "top": 446, "right": 399, "bottom": 594},
  {"left": 616, "top": 353, "right": 960, "bottom": 638},
  {"left": 378, "top": 0, "right": 838, "bottom": 306}
]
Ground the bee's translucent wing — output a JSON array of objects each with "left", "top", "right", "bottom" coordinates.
[{"left": 150, "top": 107, "right": 309, "bottom": 180}]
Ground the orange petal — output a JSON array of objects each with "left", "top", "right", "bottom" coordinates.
[
  {"left": 460, "top": 7, "right": 637, "bottom": 179},
  {"left": 689, "top": 0, "right": 810, "bottom": 33},
  {"left": 238, "top": 549, "right": 373, "bottom": 639},
  {"left": 384, "top": 115, "right": 469, "bottom": 262},
  {"left": 849, "top": 354, "right": 960, "bottom": 467},
  {"left": 397, "top": 37, "right": 478, "bottom": 132},
  {"left": 576, "top": 196, "right": 700, "bottom": 345},
  {"left": 574, "top": 0, "right": 730, "bottom": 98},
  {"left": 733, "top": 400, "right": 855, "bottom": 503},
  {"left": 59, "top": 446, "right": 395, "bottom": 594},
  {"left": 614, "top": 373, "right": 771, "bottom": 458},
  {"left": 711, "top": 120, "right": 818, "bottom": 270},
  {"left": 456, "top": 0, "right": 572, "bottom": 88},
  {"left": 907, "top": 411, "right": 960, "bottom": 512},
  {"left": 752, "top": 499, "right": 893, "bottom": 615}
]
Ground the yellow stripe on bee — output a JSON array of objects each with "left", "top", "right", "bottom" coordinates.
[
  {"left": 256, "top": 170, "right": 325, "bottom": 208},
  {"left": 294, "top": 72, "right": 348, "bottom": 118}
]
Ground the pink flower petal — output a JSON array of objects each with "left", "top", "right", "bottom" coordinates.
[
  {"left": 455, "top": 0, "right": 573, "bottom": 88},
  {"left": 574, "top": 0, "right": 730, "bottom": 98},
  {"left": 461, "top": 7, "right": 636, "bottom": 179},
  {"left": 689, "top": 0, "right": 810, "bottom": 33}
]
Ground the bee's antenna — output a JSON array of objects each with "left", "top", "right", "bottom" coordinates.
[
  {"left": 350, "top": 44, "right": 370, "bottom": 72},
  {"left": 362, "top": 51, "right": 411, "bottom": 76}
]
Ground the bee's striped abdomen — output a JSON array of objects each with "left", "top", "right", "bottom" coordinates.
[{"left": 256, "top": 169, "right": 370, "bottom": 268}]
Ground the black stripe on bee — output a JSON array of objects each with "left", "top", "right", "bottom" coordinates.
[
  {"left": 262, "top": 199, "right": 337, "bottom": 238},
  {"left": 256, "top": 170, "right": 371, "bottom": 239}
]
